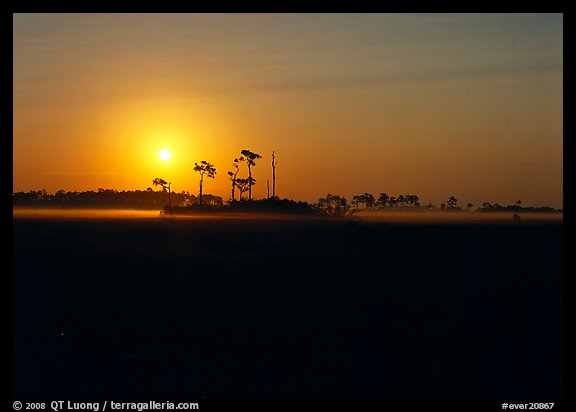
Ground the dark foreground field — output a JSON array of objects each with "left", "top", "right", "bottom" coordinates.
[{"left": 13, "top": 215, "right": 563, "bottom": 399}]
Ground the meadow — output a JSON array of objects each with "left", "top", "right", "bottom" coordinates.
[{"left": 13, "top": 211, "right": 563, "bottom": 399}]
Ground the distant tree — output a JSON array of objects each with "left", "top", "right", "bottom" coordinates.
[
  {"left": 352, "top": 193, "right": 375, "bottom": 209},
  {"left": 440, "top": 203, "right": 446, "bottom": 210},
  {"left": 235, "top": 177, "right": 254, "bottom": 201},
  {"left": 388, "top": 196, "right": 397, "bottom": 208},
  {"left": 227, "top": 172, "right": 236, "bottom": 200},
  {"left": 397, "top": 194, "right": 406, "bottom": 207},
  {"left": 200, "top": 194, "right": 224, "bottom": 207},
  {"left": 466, "top": 202, "right": 474, "bottom": 211},
  {"left": 317, "top": 194, "right": 350, "bottom": 217},
  {"left": 153, "top": 178, "right": 172, "bottom": 210},
  {"left": 54, "top": 189, "right": 67, "bottom": 203},
  {"left": 271, "top": 150, "right": 278, "bottom": 198},
  {"left": 239, "top": 149, "right": 262, "bottom": 200},
  {"left": 377, "top": 193, "right": 389, "bottom": 208},
  {"left": 404, "top": 194, "right": 413, "bottom": 207},
  {"left": 193, "top": 161, "right": 217, "bottom": 205},
  {"left": 364, "top": 193, "right": 375, "bottom": 208},
  {"left": 227, "top": 163, "right": 240, "bottom": 202},
  {"left": 447, "top": 196, "right": 458, "bottom": 209},
  {"left": 406, "top": 194, "right": 420, "bottom": 207}
]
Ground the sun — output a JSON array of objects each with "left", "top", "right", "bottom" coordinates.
[{"left": 159, "top": 149, "right": 172, "bottom": 161}]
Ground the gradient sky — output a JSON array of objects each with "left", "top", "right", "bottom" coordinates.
[{"left": 13, "top": 13, "right": 563, "bottom": 208}]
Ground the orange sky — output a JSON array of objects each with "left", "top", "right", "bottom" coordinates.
[{"left": 13, "top": 13, "right": 563, "bottom": 208}]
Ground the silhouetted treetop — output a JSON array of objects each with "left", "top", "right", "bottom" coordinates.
[
  {"left": 240, "top": 149, "right": 262, "bottom": 165},
  {"left": 446, "top": 196, "right": 459, "bottom": 210},
  {"left": 193, "top": 161, "right": 217, "bottom": 178},
  {"left": 153, "top": 178, "right": 169, "bottom": 190},
  {"left": 193, "top": 161, "right": 217, "bottom": 205},
  {"left": 237, "top": 149, "right": 261, "bottom": 200}
]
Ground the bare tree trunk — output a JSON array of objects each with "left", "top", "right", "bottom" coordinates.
[
  {"left": 272, "top": 151, "right": 277, "bottom": 198},
  {"left": 231, "top": 169, "right": 238, "bottom": 202},
  {"left": 199, "top": 174, "right": 204, "bottom": 205},
  {"left": 168, "top": 183, "right": 172, "bottom": 212},
  {"left": 267, "top": 180, "right": 270, "bottom": 198},
  {"left": 248, "top": 164, "right": 252, "bottom": 200}
]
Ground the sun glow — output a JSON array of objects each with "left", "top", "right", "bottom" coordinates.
[{"left": 159, "top": 149, "right": 172, "bottom": 161}]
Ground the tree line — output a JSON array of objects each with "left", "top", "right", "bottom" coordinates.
[
  {"left": 14, "top": 147, "right": 561, "bottom": 215},
  {"left": 12, "top": 188, "right": 223, "bottom": 209},
  {"left": 14, "top": 187, "right": 561, "bottom": 216}
]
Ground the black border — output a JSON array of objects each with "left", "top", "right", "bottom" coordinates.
[{"left": 9, "top": 8, "right": 571, "bottom": 412}]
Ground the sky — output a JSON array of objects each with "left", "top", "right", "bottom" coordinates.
[{"left": 13, "top": 13, "right": 563, "bottom": 208}]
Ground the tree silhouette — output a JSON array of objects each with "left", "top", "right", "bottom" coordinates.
[
  {"left": 272, "top": 150, "right": 278, "bottom": 198},
  {"left": 364, "top": 193, "right": 375, "bottom": 208},
  {"left": 352, "top": 193, "right": 375, "bottom": 209},
  {"left": 406, "top": 194, "right": 420, "bottom": 207},
  {"left": 239, "top": 149, "right": 262, "bottom": 200},
  {"left": 235, "top": 177, "right": 255, "bottom": 201},
  {"left": 193, "top": 161, "right": 216, "bottom": 205},
  {"left": 466, "top": 202, "right": 474, "bottom": 211},
  {"left": 447, "top": 196, "right": 458, "bottom": 209},
  {"left": 227, "top": 163, "right": 240, "bottom": 202},
  {"left": 226, "top": 157, "right": 245, "bottom": 202},
  {"left": 153, "top": 178, "right": 172, "bottom": 211},
  {"left": 317, "top": 194, "right": 349, "bottom": 216},
  {"left": 397, "top": 194, "right": 406, "bottom": 207},
  {"left": 377, "top": 193, "right": 389, "bottom": 208}
]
